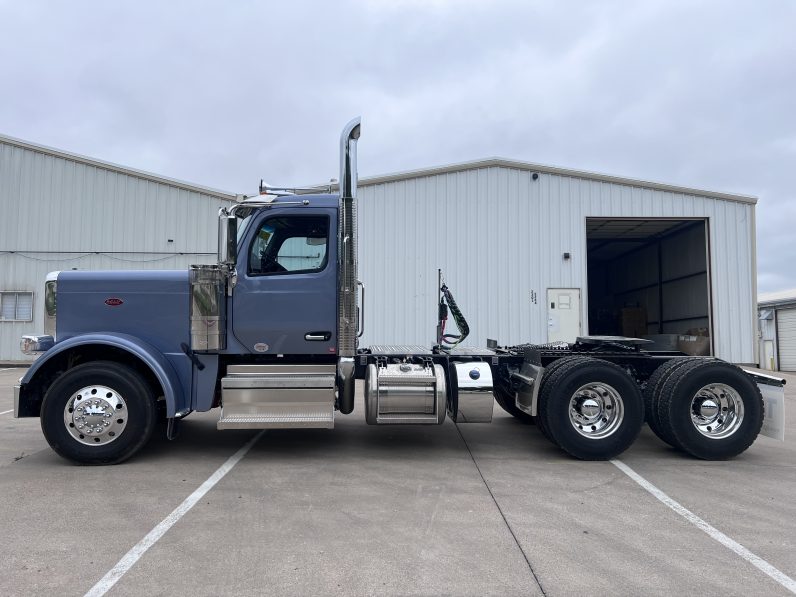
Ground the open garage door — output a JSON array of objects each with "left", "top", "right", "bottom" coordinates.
[{"left": 586, "top": 218, "right": 712, "bottom": 355}]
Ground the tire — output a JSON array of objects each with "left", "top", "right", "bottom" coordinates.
[
  {"left": 41, "top": 361, "right": 157, "bottom": 465},
  {"left": 537, "top": 356, "right": 644, "bottom": 460},
  {"left": 655, "top": 360, "right": 763, "bottom": 460},
  {"left": 535, "top": 356, "right": 594, "bottom": 445},
  {"left": 643, "top": 358, "right": 693, "bottom": 446},
  {"left": 493, "top": 376, "right": 534, "bottom": 423}
]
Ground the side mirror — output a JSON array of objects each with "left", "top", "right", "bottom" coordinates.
[{"left": 218, "top": 209, "right": 238, "bottom": 266}]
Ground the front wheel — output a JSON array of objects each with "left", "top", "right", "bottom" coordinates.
[
  {"left": 41, "top": 361, "right": 157, "bottom": 465},
  {"left": 537, "top": 357, "right": 644, "bottom": 460}
]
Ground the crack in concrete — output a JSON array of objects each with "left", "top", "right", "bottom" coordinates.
[{"left": 454, "top": 422, "right": 548, "bottom": 596}]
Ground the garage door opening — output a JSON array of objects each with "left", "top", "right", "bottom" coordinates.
[
  {"left": 586, "top": 218, "right": 712, "bottom": 355},
  {"left": 776, "top": 308, "right": 796, "bottom": 372}
]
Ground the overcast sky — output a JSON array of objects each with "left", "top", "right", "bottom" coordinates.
[{"left": 1, "top": 0, "right": 793, "bottom": 293}]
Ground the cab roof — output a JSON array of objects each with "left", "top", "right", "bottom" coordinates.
[{"left": 241, "top": 193, "right": 339, "bottom": 209}]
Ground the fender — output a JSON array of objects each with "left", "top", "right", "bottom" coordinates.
[{"left": 21, "top": 333, "right": 187, "bottom": 418}]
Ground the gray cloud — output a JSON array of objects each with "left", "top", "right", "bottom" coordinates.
[{"left": 1, "top": 0, "right": 793, "bottom": 292}]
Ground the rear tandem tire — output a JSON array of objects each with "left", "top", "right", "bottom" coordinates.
[
  {"left": 493, "top": 378, "right": 534, "bottom": 423},
  {"left": 537, "top": 356, "right": 644, "bottom": 460},
  {"left": 492, "top": 357, "right": 584, "bottom": 426},
  {"left": 655, "top": 359, "right": 763, "bottom": 460},
  {"left": 534, "top": 356, "right": 594, "bottom": 445},
  {"left": 40, "top": 361, "right": 157, "bottom": 465},
  {"left": 643, "top": 358, "right": 695, "bottom": 447}
]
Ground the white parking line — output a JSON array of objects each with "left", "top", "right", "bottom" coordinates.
[
  {"left": 0, "top": 368, "right": 14, "bottom": 373},
  {"left": 84, "top": 430, "right": 265, "bottom": 597},
  {"left": 612, "top": 459, "right": 796, "bottom": 595},
  {"left": 0, "top": 410, "right": 13, "bottom": 416}
]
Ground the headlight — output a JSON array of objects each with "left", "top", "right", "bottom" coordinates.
[{"left": 44, "top": 272, "right": 58, "bottom": 339}]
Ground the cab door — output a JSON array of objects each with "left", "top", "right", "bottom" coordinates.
[{"left": 232, "top": 208, "right": 338, "bottom": 355}]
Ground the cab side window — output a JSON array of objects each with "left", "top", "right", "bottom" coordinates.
[{"left": 248, "top": 216, "right": 329, "bottom": 276}]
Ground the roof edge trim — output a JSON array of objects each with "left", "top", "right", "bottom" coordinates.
[
  {"left": 359, "top": 157, "right": 758, "bottom": 205},
  {"left": 758, "top": 288, "right": 796, "bottom": 307},
  {"left": 758, "top": 299, "right": 796, "bottom": 309},
  {"left": 0, "top": 132, "right": 238, "bottom": 201}
]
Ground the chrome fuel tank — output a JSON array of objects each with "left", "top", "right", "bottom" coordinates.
[{"left": 365, "top": 363, "right": 446, "bottom": 424}]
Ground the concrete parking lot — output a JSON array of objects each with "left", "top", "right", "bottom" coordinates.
[{"left": 1, "top": 366, "right": 795, "bottom": 596}]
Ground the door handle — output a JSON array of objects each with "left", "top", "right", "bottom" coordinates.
[
  {"left": 305, "top": 332, "right": 332, "bottom": 341},
  {"left": 357, "top": 280, "right": 365, "bottom": 338}
]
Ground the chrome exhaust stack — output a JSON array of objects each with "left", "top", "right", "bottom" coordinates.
[
  {"left": 339, "top": 117, "right": 361, "bottom": 201},
  {"left": 337, "top": 117, "right": 361, "bottom": 414},
  {"left": 337, "top": 117, "right": 361, "bottom": 358}
]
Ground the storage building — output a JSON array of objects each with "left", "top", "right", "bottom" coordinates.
[
  {"left": 758, "top": 290, "right": 796, "bottom": 372},
  {"left": 357, "top": 159, "right": 758, "bottom": 364}
]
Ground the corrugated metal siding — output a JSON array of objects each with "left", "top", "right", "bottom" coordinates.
[
  {"left": 776, "top": 308, "right": 796, "bottom": 372},
  {"left": 0, "top": 140, "right": 234, "bottom": 361},
  {"left": 358, "top": 167, "right": 756, "bottom": 363}
]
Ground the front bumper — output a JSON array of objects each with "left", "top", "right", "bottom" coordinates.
[{"left": 13, "top": 384, "right": 21, "bottom": 418}]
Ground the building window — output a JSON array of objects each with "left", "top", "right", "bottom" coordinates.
[{"left": 0, "top": 292, "right": 34, "bottom": 322}]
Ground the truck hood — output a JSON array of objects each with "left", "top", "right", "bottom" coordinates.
[{"left": 56, "top": 270, "right": 190, "bottom": 354}]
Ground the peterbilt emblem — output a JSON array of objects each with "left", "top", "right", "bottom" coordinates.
[
  {"left": 253, "top": 343, "right": 269, "bottom": 353},
  {"left": 469, "top": 368, "right": 480, "bottom": 380},
  {"left": 104, "top": 298, "right": 124, "bottom": 307}
]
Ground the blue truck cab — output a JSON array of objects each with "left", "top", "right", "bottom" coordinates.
[{"left": 15, "top": 118, "right": 363, "bottom": 464}]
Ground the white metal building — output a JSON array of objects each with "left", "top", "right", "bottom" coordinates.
[
  {"left": 1, "top": 136, "right": 759, "bottom": 366},
  {"left": 758, "top": 290, "right": 796, "bottom": 372},
  {"left": 0, "top": 134, "right": 236, "bottom": 362},
  {"left": 357, "top": 159, "right": 758, "bottom": 364}
]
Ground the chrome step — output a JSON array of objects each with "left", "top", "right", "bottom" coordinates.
[
  {"left": 217, "top": 364, "right": 335, "bottom": 430},
  {"left": 217, "top": 412, "right": 334, "bottom": 429}
]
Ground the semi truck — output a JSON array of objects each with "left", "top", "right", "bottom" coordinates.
[{"left": 14, "top": 118, "right": 785, "bottom": 464}]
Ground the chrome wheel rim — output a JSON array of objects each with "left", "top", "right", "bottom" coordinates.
[
  {"left": 568, "top": 383, "right": 624, "bottom": 439},
  {"left": 690, "top": 383, "right": 744, "bottom": 439},
  {"left": 63, "top": 385, "right": 128, "bottom": 446}
]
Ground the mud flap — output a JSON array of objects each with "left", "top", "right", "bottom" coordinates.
[
  {"left": 744, "top": 369, "right": 785, "bottom": 441},
  {"left": 759, "top": 383, "right": 785, "bottom": 441}
]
